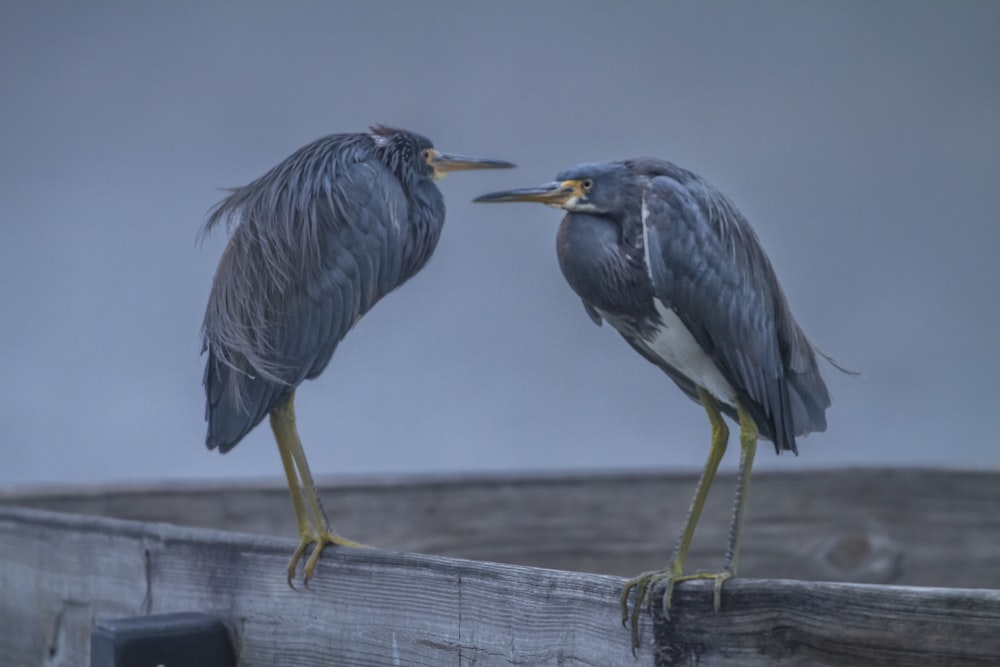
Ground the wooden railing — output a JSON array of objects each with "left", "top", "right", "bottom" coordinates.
[{"left": 2, "top": 469, "right": 998, "bottom": 665}]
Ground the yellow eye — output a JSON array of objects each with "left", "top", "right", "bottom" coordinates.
[{"left": 582, "top": 179, "right": 594, "bottom": 191}]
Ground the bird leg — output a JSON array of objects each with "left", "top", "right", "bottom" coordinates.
[
  {"left": 269, "top": 393, "right": 366, "bottom": 588},
  {"left": 620, "top": 387, "right": 728, "bottom": 650},
  {"left": 270, "top": 403, "right": 313, "bottom": 585},
  {"left": 619, "top": 395, "right": 761, "bottom": 650},
  {"left": 721, "top": 401, "right": 758, "bottom": 582}
]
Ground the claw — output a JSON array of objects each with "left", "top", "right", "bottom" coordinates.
[
  {"left": 712, "top": 570, "right": 733, "bottom": 610},
  {"left": 285, "top": 539, "right": 310, "bottom": 589},
  {"left": 619, "top": 577, "right": 640, "bottom": 627},
  {"left": 620, "top": 567, "right": 735, "bottom": 650},
  {"left": 621, "top": 567, "right": 678, "bottom": 651},
  {"left": 667, "top": 570, "right": 734, "bottom": 613},
  {"left": 286, "top": 530, "right": 370, "bottom": 588}
]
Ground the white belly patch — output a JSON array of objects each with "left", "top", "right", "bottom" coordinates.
[
  {"left": 643, "top": 299, "right": 737, "bottom": 406},
  {"left": 639, "top": 191, "right": 737, "bottom": 406}
]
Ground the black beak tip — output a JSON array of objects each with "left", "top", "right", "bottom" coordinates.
[{"left": 473, "top": 191, "right": 503, "bottom": 203}]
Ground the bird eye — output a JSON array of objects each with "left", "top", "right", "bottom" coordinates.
[
  {"left": 422, "top": 149, "right": 433, "bottom": 163},
  {"left": 582, "top": 179, "right": 594, "bottom": 191}
]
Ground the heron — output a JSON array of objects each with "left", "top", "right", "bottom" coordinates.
[
  {"left": 201, "top": 126, "right": 514, "bottom": 585},
  {"left": 475, "top": 159, "right": 834, "bottom": 648}
]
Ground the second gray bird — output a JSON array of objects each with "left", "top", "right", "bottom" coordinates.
[
  {"left": 202, "top": 126, "right": 513, "bottom": 585},
  {"left": 475, "top": 158, "right": 833, "bottom": 649}
]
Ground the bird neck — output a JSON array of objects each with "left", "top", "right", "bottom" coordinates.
[
  {"left": 557, "top": 213, "right": 654, "bottom": 319},
  {"left": 400, "top": 180, "right": 446, "bottom": 281}
]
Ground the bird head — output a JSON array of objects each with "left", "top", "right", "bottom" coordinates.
[
  {"left": 370, "top": 125, "right": 514, "bottom": 186},
  {"left": 473, "top": 161, "right": 631, "bottom": 215}
]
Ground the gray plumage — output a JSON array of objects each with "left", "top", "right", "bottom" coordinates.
[
  {"left": 201, "top": 127, "right": 504, "bottom": 453},
  {"left": 476, "top": 157, "right": 834, "bottom": 647},
  {"left": 478, "top": 158, "right": 831, "bottom": 454},
  {"left": 641, "top": 163, "right": 828, "bottom": 452}
]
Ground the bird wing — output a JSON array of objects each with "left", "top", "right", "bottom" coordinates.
[
  {"left": 294, "top": 159, "right": 408, "bottom": 381},
  {"left": 640, "top": 175, "right": 797, "bottom": 451},
  {"left": 204, "top": 158, "right": 408, "bottom": 451}
]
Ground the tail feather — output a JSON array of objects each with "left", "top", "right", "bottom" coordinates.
[
  {"left": 787, "top": 367, "right": 830, "bottom": 436},
  {"left": 203, "top": 347, "right": 287, "bottom": 453}
]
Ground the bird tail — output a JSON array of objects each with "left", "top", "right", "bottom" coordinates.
[
  {"left": 203, "top": 345, "right": 282, "bottom": 453},
  {"left": 785, "top": 325, "right": 841, "bottom": 439},
  {"left": 786, "top": 367, "right": 830, "bottom": 437}
]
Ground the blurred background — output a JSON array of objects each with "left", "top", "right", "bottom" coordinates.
[{"left": 1, "top": 1, "right": 998, "bottom": 488}]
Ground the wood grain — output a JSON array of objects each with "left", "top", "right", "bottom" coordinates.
[
  {"left": 2, "top": 470, "right": 1000, "bottom": 666},
  {"left": 651, "top": 579, "right": 1000, "bottom": 666},
  {"left": 0, "top": 505, "right": 651, "bottom": 667},
  {"left": 6, "top": 468, "right": 999, "bottom": 586}
]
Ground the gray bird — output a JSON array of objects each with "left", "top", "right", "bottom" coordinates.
[
  {"left": 202, "top": 126, "right": 513, "bottom": 584},
  {"left": 475, "top": 159, "right": 834, "bottom": 649}
]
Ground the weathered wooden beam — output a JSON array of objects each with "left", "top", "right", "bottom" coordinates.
[
  {"left": 5, "top": 469, "right": 1000, "bottom": 588},
  {"left": 2, "top": 502, "right": 999, "bottom": 667},
  {"left": 1, "top": 505, "right": 652, "bottom": 667},
  {"left": 650, "top": 579, "right": 1000, "bottom": 666}
]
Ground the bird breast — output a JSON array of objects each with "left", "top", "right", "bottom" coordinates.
[
  {"left": 558, "top": 212, "right": 737, "bottom": 407},
  {"left": 556, "top": 213, "right": 651, "bottom": 316}
]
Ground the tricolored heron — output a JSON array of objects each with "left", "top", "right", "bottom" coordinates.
[
  {"left": 201, "top": 126, "right": 513, "bottom": 585},
  {"left": 475, "top": 158, "right": 834, "bottom": 648}
]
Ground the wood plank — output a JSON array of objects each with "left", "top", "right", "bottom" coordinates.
[
  {"left": 2, "top": 503, "right": 999, "bottom": 666},
  {"left": 651, "top": 579, "right": 1000, "bottom": 666},
  {"left": 5, "top": 469, "right": 1000, "bottom": 587},
  {"left": 0, "top": 505, "right": 652, "bottom": 667}
]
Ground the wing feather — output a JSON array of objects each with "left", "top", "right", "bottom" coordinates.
[
  {"left": 642, "top": 175, "right": 827, "bottom": 452},
  {"left": 203, "top": 157, "right": 408, "bottom": 451}
]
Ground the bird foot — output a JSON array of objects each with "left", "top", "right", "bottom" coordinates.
[
  {"left": 620, "top": 566, "right": 680, "bottom": 651},
  {"left": 286, "top": 530, "right": 369, "bottom": 588},
  {"left": 620, "top": 566, "right": 735, "bottom": 650}
]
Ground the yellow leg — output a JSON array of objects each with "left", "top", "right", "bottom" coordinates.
[
  {"left": 620, "top": 387, "right": 729, "bottom": 649},
  {"left": 270, "top": 397, "right": 313, "bottom": 587},
  {"left": 721, "top": 403, "right": 758, "bottom": 581},
  {"left": 269, "top": 392, "right": 366, "bottom": 588},
  {"left": 690, "top": 401, "right": 758, "bottom": 609}
]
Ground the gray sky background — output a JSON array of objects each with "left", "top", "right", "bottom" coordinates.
[{"left": 1, "top": 2, "right": 998, "bottom": 488}]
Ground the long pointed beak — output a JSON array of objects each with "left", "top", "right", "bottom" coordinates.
[
  {"left": 430, "top": 151, "right": 516, "bottom": 173},
  {"left": 474, "top": 182, "right": 577, "bottom": 206}
]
